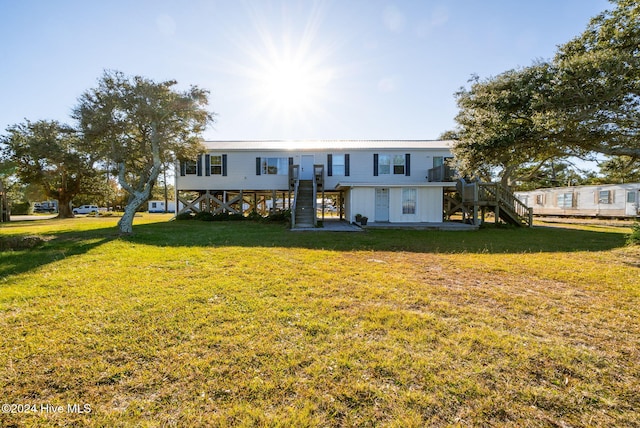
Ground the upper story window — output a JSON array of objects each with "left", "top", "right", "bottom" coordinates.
[
  {"left": 332, "top": 155, "right": 345, "bottom": 175},
  {"left": 393, "top": 155, "right": 405, "bottom": 175},
  {"left": 262, "top": 157, "right": 288, "bottom": 175},
  {"left": 184, "top": 160, "right": 197, "bottom": 175},
  {"left": 327, "top": 154, "right": 350, "bottom": 177},
  {"left": 374, "top": 153, "right": 410, "bottom": 176},
  {"left": 378, "top": 155, "right": 391, "bottom": 175},
  {"left": 210, "top": 155, "right": 222, "bottom": 175}
]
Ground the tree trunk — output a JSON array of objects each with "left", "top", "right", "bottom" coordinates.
[
  {"left": 56, "top": 197, "right": 75, "bottom": 219},
  {"left": 117, "top": 190, "right": 150, "bottom": 235}
]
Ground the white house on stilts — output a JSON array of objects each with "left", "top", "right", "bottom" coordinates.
[{"left": 174, "top": 140, "right": 491, "bottom": 229}]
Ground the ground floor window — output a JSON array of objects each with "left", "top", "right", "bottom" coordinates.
[{"left": 402, "top": 188, "right": 417, "bottom": 214}]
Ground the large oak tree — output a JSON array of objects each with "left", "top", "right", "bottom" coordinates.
[
  {"left": 74, "top": 71, "right": 214, "bottom": 234},
  {"left": 1, "top": 120, "right": 98, "bottom": 218},
  {"left": 450, "top": 0, "right": 639, "bottom": 185}
]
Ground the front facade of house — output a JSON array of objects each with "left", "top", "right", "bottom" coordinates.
[{"left": 175, "top": 140, "right": 456, "bottom": 226}]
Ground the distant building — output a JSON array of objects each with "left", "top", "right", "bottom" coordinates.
[{"left": 516, "top": 183, "right": 640, "bottom": 218}]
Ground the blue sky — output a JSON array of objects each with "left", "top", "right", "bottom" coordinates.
[{"left": 0, "top": 0, "right": 611, "bottom": 142}]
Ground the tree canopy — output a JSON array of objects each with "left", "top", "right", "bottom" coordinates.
[
  {"left": 450, "top": 0, "right": 639, "bottom": 186},
  {"left": 74, "top": 70, "right": 214, "bottom": 234},
  {"left": 0, "top": 120, "right": 99, "bottom": 218}
]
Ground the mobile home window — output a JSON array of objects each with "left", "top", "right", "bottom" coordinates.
[
  {"left": 598, "top": 190, "right": 612, "bottom": 204},
  {"left": 262, "top": 157, "right": 288, "bottom": 175},
  {"left": 184, "top": 160, "right": 197, "bottom": 175},
  {"left": 628, "top": 191, "right": 637, "bottom": 203},
  {"left": 402, "top": 188, "right": 417, "bottom": 214},
  {"left": 557, "top": 192, "right": 574, "bottom": 208},
  {"left": 535, "top": 194, "right": 544, "bottom": 205}
]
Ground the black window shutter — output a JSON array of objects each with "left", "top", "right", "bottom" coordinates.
[
  {"left": 196, "top": 155, "right": 202, "bottom": 176},
  {"left": 222, "top": 154, "right": 228, "bottom": 176},
  {"left": 373, "top": 154, "right": 379, "bottom": 176},
  {"left": 327, "top": 154, "right": 333, "bottom": 176},
  {"left": 405, "top": 153, "right": 411, "bottom": 176},
  {"left": 345, "top": 154, "right": 350, "bottom": 176},
  {"left": 205, "top": 154, "right": 211, "bottom": 176},
  {"left": 179, "top": 160, "right": 186, "bottom": 176},
  {"left": 256, "top": 157, "right": 261, "bottom": 175}
]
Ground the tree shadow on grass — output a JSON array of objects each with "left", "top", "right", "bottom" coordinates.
[
  {"left": 0, "top": 227, "right": 118, "bottom": 280},
  {"left": 123, "top": 220, "right": 628, "bottom": 254},
  {"left": 0, "top": 220, "right": 628, "bottom": 281}
]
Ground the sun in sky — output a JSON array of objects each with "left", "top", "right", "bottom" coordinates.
[{"left": 224, "top": 2, "right": 342, "bottom": 134}]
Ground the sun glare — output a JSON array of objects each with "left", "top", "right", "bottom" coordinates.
[
  {"left": 261, "top": 57, "right": 331, "bottom": 117},
  {"left": 226, "top": 3, "right": 340, "bottom": 132}
]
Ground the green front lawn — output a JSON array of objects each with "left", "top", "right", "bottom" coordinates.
[{"left": 1, "top": 216, "right": 638, "bottom": 426}]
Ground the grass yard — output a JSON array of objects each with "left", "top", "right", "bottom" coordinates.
[{"left": 1, "top": 215, "right": 639, "bottom": 427}]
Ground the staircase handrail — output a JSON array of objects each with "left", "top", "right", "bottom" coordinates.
[
  {"left": 459, "top": 179, "right": 533, "bottom": 227},
  {"left": 493, "top": 183, "right": 533, "bottom": 226},
  {"left": 291, "top": 178, "right": 300, "bottom": 228},
  {"left": 312, "top": 177, "right": 317, "bottom": 227}
]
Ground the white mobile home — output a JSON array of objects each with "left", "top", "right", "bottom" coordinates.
[
  {"left": 515, "top": 183, "right": 640, "bottom": 218},
  {"left": 174, "top": 140, "right": 456, "bottom": 228},
  {"left": 148, "top": 200, "right": 182, "bottom": 213}
]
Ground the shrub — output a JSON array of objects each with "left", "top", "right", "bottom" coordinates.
[
  {"left": 265, "top": 209, "right": 291, "bottom": 223},
  {"left": 193, "top": 211, "right": 215, "bottom": 221},
  {"left": 246, "top": 210, "right": 264, "bottom": 222},
  {"left": 11, "top": 202, "right": 31, "bottom": 215},
  {"left": 626, "top": 221, "right": 640, "bottom": 245},
  {"left": 175, "top": 212, "right": 194, "bottom": 221}
]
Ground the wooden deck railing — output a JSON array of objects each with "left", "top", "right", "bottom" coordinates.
[
  {"left": 427, "top": 164, "right": 456, "bottom": 182},
  {"left": 458, "top": 179, "right": 533, "bottom": 227}
]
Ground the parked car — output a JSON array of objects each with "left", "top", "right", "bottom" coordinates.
[{"left": 73, "top": 205, "right": 99, "bottom": 214}]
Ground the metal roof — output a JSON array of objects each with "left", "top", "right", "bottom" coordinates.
[{"left": 202, "top": 140, "right": 455, "bottom": 151}]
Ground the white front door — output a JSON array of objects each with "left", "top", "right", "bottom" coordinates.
[
  {"left": 301, "top": 155, "right": 314, "bottom": 180},
  {"left": 375, "top": 188, "right": 389, "bottom": 222}
]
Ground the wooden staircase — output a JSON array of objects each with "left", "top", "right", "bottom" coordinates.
[
  {"left": 294, "top": 180, "right": 315, "bottom": 228},
  {"left": 453, "top": 179, "right": 533, "bottom": 227},
  {"left": 290, "top": 164, "right": 325, "bottom": 229}
]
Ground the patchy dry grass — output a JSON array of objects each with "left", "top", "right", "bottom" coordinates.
[{"left": 0, "top": 216, "right": 638, "bottom": 426}]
